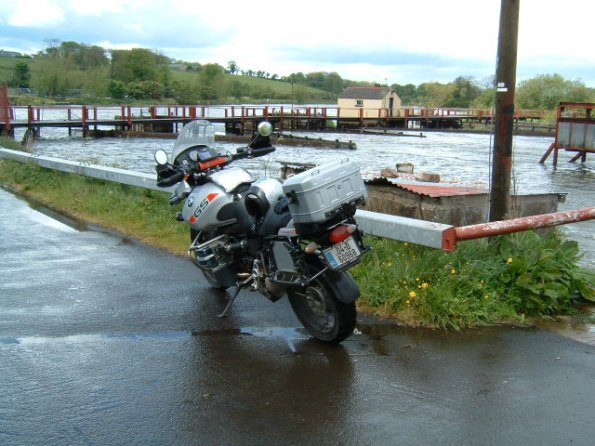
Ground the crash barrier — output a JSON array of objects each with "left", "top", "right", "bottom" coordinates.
[{"left": 1, "top": 148, "right": 593, "bottom": 252}]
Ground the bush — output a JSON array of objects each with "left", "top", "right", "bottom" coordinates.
[{"left": 352, "top": 231, "right": 594, "bottom": 330}]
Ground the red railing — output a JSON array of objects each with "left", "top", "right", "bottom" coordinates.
[
  {"left": 6, "top": 104, "right": 550, "bottom": 127},
  {"left": 0, "top": 83, "right": 11, "bottom": 131}
]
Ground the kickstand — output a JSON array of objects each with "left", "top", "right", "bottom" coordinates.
[{"left": 216, "top": 276, "right": 253, "bottom": 318}]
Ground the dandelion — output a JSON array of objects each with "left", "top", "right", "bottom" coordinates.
[
  {"left": 507, "top": 257, "right": 513, "bottom": 264},
  {"left": 415, "top": 277, "right": 420, "bottom": 282},
  {"left": 405, "top": 300, "right": 410, "bottom": 305},
  {"left": 409, "top": 291, "right": 417, "bottom": 298},
  {"left": 451, "top": 268, "right": 457, "bottom": 275},
  {"left": 421, "top": 282, "right": 429, "bottom": 289}
]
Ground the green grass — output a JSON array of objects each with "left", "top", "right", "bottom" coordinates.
[
  {"left": 1, "top": 155, "right": 593, "bottom": 329},
  {"left": 352, "top": 235, "right": 594, "bottom": 329},
  {"left": 0, "top": 157, "right": 189, "bottom": 254}
]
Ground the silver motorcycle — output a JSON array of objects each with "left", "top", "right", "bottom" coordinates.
[{"left": 155, "top": 120, "right": 368, "bottom": 343}]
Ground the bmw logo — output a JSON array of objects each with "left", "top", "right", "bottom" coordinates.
[{"left": 187, "top": 197, "right": 194, "bottom": 207}]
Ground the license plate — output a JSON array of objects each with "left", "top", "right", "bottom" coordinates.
[{"left": 323, "top": 236, "right": 361, "bottom": 270}]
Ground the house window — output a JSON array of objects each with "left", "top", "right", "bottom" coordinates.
[{"left": 355, "top": 100, "right": 363, "bottom": 107}]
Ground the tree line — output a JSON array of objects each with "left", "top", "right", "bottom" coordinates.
[{"left": 5, "top": 40, "right": 594, "bottom": 109}]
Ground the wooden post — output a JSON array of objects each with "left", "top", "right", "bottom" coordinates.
[{"left": 489, "top": 0, "right": 520, "bottom": 222}]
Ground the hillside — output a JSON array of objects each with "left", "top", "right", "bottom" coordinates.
[{"left": 1, "top": 55, "right": 335, "bottom": 104}]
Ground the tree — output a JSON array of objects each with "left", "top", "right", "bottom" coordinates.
[
  {"left": 9, "top": 62, "right": 31, "bottom": 88},
  {"left": 417, "top": 82, "right": 455, "bottom": 107},
  {"left": 110, "top": 48, "right": 167, "bottom": 84},
  {"left": 516, "top": 74, "right": 594, "bottom": 110},
  {"left": 324, "top": 72, "right": 344, "bottom": 94},
  {"left": 227, "top": 60, "right": 239, "bottom": 75},
  {"left": 107, "top": 80, "right": 126, "bottom": 99},
  {"left": 446, "top": 76, "right": 481, "bottom": 108},
  {"left": 393, "top": 83, "right": 418, "bottom": 105}
]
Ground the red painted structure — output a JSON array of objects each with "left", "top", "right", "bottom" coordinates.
[
  {"left": 442, "top": 207, "right": 595, "bottom": 252},
  {"left": 0, "top": 83, "right": 11, "bottom": 135},
  {"left": 540, "top": 102, "right": 595, "bottom": 166},
  {"left": 0, "top": 103, "right": 548, "bottom": 136}
]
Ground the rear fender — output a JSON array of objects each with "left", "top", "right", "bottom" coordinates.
[{"left": 320, "top": 270, "right": 360, "bottom": 304}]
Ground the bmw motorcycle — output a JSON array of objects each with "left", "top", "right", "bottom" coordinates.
[{"left": 154, "top": 120, "right": 368, "bottom": 343}]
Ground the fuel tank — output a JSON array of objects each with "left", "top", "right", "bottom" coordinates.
[{"left": 182, "top": 167, "right": 253, "bottom": 232}]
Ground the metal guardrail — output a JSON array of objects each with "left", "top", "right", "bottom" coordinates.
[{"left": 0, "top": 147, "right": 455, "bottom": 250}]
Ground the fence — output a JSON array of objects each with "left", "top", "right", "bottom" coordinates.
[{"left": 0, "top": 147, "right": 455, "bottom": 250}]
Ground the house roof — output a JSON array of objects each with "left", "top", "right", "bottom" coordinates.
[{"left": 339, "top": 86, "right": 392, "bottom": 100}]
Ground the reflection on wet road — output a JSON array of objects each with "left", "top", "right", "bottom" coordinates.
[{"left": 1, "top": 187, "right": 594, "bottom": 446}]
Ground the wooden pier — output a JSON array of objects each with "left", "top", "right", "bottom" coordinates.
[{"left": 1, "top": 101, "right": 547, "bottom": 139}]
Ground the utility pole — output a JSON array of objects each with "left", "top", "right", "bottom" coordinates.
[{"left": 489, "top": 0, "right": 520, "bottom": 222}]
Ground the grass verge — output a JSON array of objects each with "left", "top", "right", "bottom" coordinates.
[{"left": 1, "top": 153, "right": 593, "bottom": 329}]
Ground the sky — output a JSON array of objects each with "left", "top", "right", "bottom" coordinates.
[{"left": 1, "top": 0, "right": 594, "bottom": 87}]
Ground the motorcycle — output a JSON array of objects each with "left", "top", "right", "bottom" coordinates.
[{"left": 154, "top": 119, "right": 369, "bottom": 343}]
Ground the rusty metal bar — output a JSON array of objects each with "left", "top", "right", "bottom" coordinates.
[{"left": 455, "top": 208, "right": 595, "bottom": 244}]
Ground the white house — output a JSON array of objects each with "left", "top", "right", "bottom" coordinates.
[{"left": 338, "top": 86, "right": 401, "bottom": 118}]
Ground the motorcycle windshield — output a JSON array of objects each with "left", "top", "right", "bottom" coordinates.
[{"left": 171, "top": 120, "right": 216, "bottom": 161}]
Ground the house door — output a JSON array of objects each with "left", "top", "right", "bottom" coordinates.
[{"left": 389, "top": 97, "right": 394, "bottom": 117}]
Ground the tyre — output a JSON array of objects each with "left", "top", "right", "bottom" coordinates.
[
  {"left": 288, "top": 271, "right": 357, "bottom": 344},
  {"left": 190, "top": 229, "right": 227, "bottom": 290}
]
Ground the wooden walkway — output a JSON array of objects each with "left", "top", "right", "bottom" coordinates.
[{"left": 0, "top": 104, "right": 547, "bottom": 137}]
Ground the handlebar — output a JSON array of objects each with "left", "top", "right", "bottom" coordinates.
[
  {"left": 233, "top": 145, "right": 276, "bottom": 160},
  {"left": 157, "top": 170, "right": 186, "bottom": 187}
]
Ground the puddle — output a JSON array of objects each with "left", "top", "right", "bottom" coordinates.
[{"left": 533, "top": 305, "right": 595, "bottom": 346}]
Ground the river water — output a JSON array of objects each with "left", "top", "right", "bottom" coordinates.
[{"left": 15, "top": 116, "right": 594, "bottom": 268}]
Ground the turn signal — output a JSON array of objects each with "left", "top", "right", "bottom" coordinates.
[
  {"left": 329, "top": 224, "right": 356, "bottom": 244},
  {"left": 304, "top": 242, "right": 319, "bottom": 254}
]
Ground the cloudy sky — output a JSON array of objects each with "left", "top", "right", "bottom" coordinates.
[{"left": 1, "top": 0, "right": 593, "bottom": 86}]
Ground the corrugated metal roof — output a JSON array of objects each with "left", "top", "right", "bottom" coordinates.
[
  {"left": 395, "top": 183, "right": 488, "bottom": 197},
  {"left": 365, "top": 177, "right": 488, "bottom": 197}
]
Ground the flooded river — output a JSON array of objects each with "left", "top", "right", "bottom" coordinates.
[{"left": 18, "top": 120, "right": 594, "bottom": 267}]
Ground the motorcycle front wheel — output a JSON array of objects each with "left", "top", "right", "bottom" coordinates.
[
  {"left": 288, "top": 271, "right": 357, "bottom": 344},
  {"left": 190, "top": 229, "right": 227, "bottom": 290}
]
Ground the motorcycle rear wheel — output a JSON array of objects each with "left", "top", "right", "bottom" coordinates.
[{"left": 288, "top": 271, "right": 357, "bottom": 344}]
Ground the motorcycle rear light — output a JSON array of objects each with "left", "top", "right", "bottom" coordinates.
[{"left": 329, "top": 224, "right": 356, "bottom": 244}]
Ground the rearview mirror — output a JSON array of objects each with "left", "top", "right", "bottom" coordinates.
[{"left": 257, "top": 121, "right": 273, "bottom": 137}]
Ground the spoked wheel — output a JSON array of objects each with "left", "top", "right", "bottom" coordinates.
[{"left": 288, "top": 272, "right": 357, "bottom": 344}]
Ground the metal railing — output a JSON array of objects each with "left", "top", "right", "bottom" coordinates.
[
  {"left": 0, "top": 148, "right": 455, "bottom": 250},
  {"left": 1, "top": 147, "right": 592, "bottom": 252}
]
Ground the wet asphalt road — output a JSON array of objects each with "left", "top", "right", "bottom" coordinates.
[{"left": 1, "top": 186, "right": 594, "bottom": 446}]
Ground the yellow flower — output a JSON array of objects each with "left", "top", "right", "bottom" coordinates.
[
  {"left": 409, "top": 291, "right": 417, "bottom": 298},
  {"left": 507, "top": 257, "right": 513, "bottom": 264},
  {"left": 415, "top": 277, "right": 420, "bottom": 282},
  {"left": 405, "top": 300, "right": 410, "bottom": 304},
  {"left": 451, "top": 268, "right": 457, "bottom": 274},
  {"left": 421, "top": 282, "right": 429, "bottom": 289}
]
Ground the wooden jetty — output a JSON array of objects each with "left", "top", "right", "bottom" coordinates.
[{"left": 0, "top": 84, "right": 546, "bottom": 139}]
